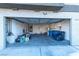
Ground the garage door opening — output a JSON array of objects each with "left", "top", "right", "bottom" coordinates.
[{"left": 5, "top": 17, "right": 71, "bottom": 47}]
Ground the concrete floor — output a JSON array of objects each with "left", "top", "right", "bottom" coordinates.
[
  {"left": 0, "top": 35, "right": 78, "bottom": 56},
  {"left": 0, "top": 46, "right": 79, "bottom": 56},
  {"left": 7, "top": 34, "right": 70, "bottom": 47}
]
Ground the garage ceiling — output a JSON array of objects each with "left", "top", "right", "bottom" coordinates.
[{"left": 11, "top": 17, "right": 66, "bottom": 24}]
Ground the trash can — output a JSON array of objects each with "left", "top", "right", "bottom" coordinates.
[{"left": 48, "top": 30, "right": 65, "bottom": 41}]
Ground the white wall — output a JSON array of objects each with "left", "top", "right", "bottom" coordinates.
[
  {"left": 33, "top": 24, "right": 48, "bottom": 34},
  {"left": 11, "top": 20, "right": 28, "bottom": 39},
  {"left": 60, "top": 20, "right": 70, "bottom": 40}
]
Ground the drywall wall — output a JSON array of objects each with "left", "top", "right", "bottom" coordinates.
[
  {"left": 33, "top": 24, "right": 49, "bottom": 34},
  {"left": 11, "top": 20, "right": 28, "bottom": 41}
]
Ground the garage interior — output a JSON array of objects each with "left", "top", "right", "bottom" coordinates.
[{"left": 5, "top": 17, "right": 71, "bottom": 47}]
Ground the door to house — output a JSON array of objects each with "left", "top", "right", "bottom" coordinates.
[{"left": 28, "top": 24, "right": 33, "bottom": 33}]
